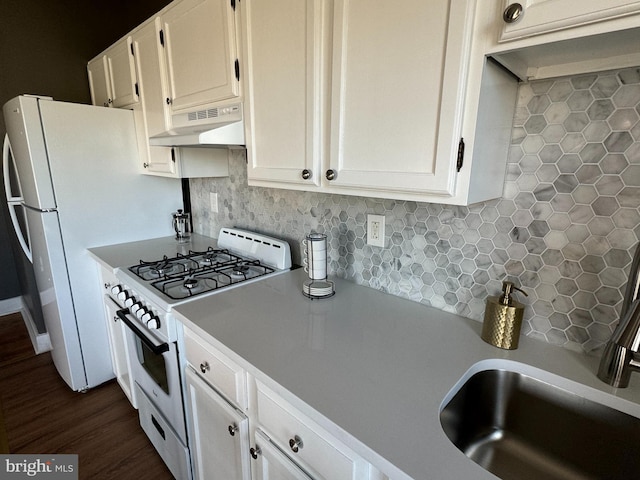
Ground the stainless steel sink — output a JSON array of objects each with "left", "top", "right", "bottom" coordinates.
[{"left": 440, "top": 369, "right": 640, "bottom": 480}]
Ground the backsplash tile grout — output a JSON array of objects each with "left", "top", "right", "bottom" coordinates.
[{"left": 191, "top": 66, "right": 640, "bottom": 353}]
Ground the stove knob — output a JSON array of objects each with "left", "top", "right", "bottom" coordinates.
[
  {"left": 141, "top": 311, "right": 152, "bottom": 323},
  {"left": 130, "top": 302, "right": 143, "bottom": 314},
  {"left": 124, "top": 296, "right": 137, "bottom": 308},
  {"left": 117, "top": 290, "right": 129, "bottom": 302},
  {"left": 146, "top": 316, "right": 160, "bottom": 330},
  {"left": 135, "top": 307, "right": 148, "bottom": 319},
  {"left": 111, "top": 285, "right": 123, "bottom": 296}
]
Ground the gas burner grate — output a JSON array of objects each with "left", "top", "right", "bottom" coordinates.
[
  {"left": 128, "top": 248, "right": 241, "bottom": 281},
  {"left": 136, "top": 253, "right": 276, "bottom": 300}
]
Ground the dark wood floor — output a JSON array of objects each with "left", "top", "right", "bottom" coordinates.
[{"left": 0, "top": 313, "right": 174, "bottom": 479}]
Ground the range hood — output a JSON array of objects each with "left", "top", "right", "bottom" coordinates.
[{"left": 150, "top": 102, "right": 245, "bottom": 147}]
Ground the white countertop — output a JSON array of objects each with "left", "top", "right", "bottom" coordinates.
[
  {"left": 172, "top": 268, "right": 640, "bottom": 480},
  {"left": 87, "top": 234, "right": 219, "bottom": 271}
]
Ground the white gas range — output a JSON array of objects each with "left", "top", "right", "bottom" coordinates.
[{"left": 105, "top": 228, "right": 292, "bottom": 480}]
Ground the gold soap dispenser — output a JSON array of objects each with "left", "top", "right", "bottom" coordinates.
[{"left": 481, "top": 281, "right": 528, "bottom": 350}]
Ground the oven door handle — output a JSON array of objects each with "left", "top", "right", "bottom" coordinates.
[{"left": 116, "top": 308, "right": 170, "bottom": 355}]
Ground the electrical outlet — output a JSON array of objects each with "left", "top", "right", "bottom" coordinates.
[
  {"left": 367, "top": 214, "right": 385, "bottom": 247},
  {"left": 210, "top": 192, "right": 219, "bottom": 213}
]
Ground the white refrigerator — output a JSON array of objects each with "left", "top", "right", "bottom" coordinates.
[{"left": 2, "top": 95, "right": 182, "bottom": 391}]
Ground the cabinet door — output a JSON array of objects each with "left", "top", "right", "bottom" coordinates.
[
  {"left": 132, "top": 20, "right": 178, "bottom": 176},
  {"left": 244, "top": 0, "right": 325, "bottom": 189},
  {"left": 160, "top": 0, "right": 240, "bottom": 113},
  {"left": 87, "top": 56, "right": 111, "bottom": 107},
  {"left": 255, "top": 379, "right": 367, "bottom": 480},
  {"left": 185, "top": 367, "right": 251, "bottom": 480},
  {"left": 328, "top": 0, "right": 468, "bottom": 197},
  {"left": 499, "top": 0, "right": 640, "bottom": 41},
  {"left": 252, "top": 429, "right": 313, "bottom": 480},
  {"left": 105, "top": 38, "right": 139, "bottom": 108},
  {"left": 103, "top": 296, "right": 136, "bottom": 408}
]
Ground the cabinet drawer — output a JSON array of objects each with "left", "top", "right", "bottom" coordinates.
[
  {"left": 254, "top": 379, "right": 363, "bottom": 480},
  {"left": 184, "top": 327, "right": 247, "bottom": 409}
]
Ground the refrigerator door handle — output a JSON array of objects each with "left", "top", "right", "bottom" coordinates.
[
  {"left": 3, "top": 134, "right": 33, "bottom": 262},
  {"left": 21, "top": 202, "right": 58, "bottom": 213}
]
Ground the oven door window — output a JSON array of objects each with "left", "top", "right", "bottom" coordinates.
[{"left": 135, "top": 338, "right": 170, "bottom": 395}]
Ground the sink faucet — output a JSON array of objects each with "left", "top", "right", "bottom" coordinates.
[{"left": 597, "top": 242, "right": 640, "bottom": 388}]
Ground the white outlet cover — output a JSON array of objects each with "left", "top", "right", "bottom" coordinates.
[
  {"left": 367, "top": 214, "right": 385, "bottom": 247},
  {"left": 210, "top": 192, "right": 219, "bottom": 213}
]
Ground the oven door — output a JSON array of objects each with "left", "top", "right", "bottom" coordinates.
[{"left": 117, "top": 308, "right": 187, "bottom": 442}]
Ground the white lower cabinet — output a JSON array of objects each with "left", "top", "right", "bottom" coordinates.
[
  {"left": 251, "top": 429, "right": 313, "bottom": 480},
  {"left": 250, "top": 377, "right": 374, "bottom": 480},
  {"left": 98, "top": 267, "right": 136, "bottom": 408},
  {"left": 185, "top": 367, "right": 252, "bottom": 480},
  {"left": 182, "top": 325, "right": 385, "bottom": 480}
]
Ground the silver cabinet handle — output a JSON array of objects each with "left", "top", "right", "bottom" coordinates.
[
  {"left": 200, "top": 361, "right": 210, "bottom": 374},
  {"left": 301, "top": 169, "right": 312, "bottom": 180},
  {"left": 228, "top": 424, "right": 238, "bottom": 436},
  {"left": 503, "top": 3, "right": 523, "bottom": 23},
  {"left": 325, "top": 169, "right": 336, "bottom": 181},
  {"left": 250, "top": 446, "right": 261, "bottom": 459},
  {"left": 289, "top": 435, "right": 303, "bottom": 453}
]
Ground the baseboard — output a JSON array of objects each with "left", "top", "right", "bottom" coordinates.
[
  {"left": 0, "top": 297, "right": 22, "bottom": 316},
  {"left": 20, "top": 303, "right": 51, "bottom": 354},
  {"left": 0, "top": 296, "right": 52, "bottom": 355}
]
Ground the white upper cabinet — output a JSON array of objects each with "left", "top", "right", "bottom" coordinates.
[
  {"left": 486, "top": 1, "right": 640, "bottom": 80},
  {"left": 87, "top": 56, "right": 111, "bottom": 108},
  {"left": 243, "top": 0, "right": 326, "bottom": 189},
  {"left": 244, "top": 0, "right": 518, "bottom": 205},
  {"left": 88, "top": 38, "right": 138, "bottom": 108},
  {"left": 131, "top": 19, "right": 178, "bottom": 176},
  {"left": 327, "top": 0, "right": 461, "bottom": 197},
  {"left": 160, "top": 0, "right": 240, "bottom": 114},
  {"left": 88, "top": 0, "right": 235, "bottom": 179},
  {"left": 499, "top": 0, "right": 640, "bottom": 42}
]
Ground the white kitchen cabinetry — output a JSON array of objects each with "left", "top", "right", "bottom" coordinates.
[
  {"left": 87, "top": 38, "right": 138, "bottom": 108},
  {"left": 243, "top": 0, "right": 326, "bottom": 189},
  {"left": 182, "top": 325, "right": 383, "bottom": 480},
  {"left": 98, "top": 267, "right": 136, "bottom": 408},
  {"left": 131, "top": 19, "right": 178, "bottom": 176},
  {"left": 251, "top": 429, "right": 314, "bottom": 480},
  {"left": 160, "top": 0, "right": 241, "bottom": 114},
  {"left": 485, "top": 1, "right": 640, "bottom": 80},
  {"left": 251, "top": 377, "right": 374, "bottom": 480},
  {"left": 183, "top": 327, "right": 250, "bottom": 480},
  {"left": 499, "top": 0, "right": 640, "bottom": 42},
  {"left": 185, "top": 368, "right": 251, "bottom": 480},
  {"left": 88, "top": 0, "right": 236, "bottom": 179},
  {"left": 87, "top": 56, "right": 110, "bottom": 108},
  {"left": 245, "top": 0, "right": 518, "bottom": 206}
]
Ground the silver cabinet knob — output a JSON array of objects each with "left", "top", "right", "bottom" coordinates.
[
  {"left": 228, "top": 424, "right": 238, "bottom": 436},
  {"left": 503, "top": 3, "right": 523, "bottom": 23},
  {"left": 200, "top": 361, "right": 210, "bottom": 374},
  {"left": 325, "top": 169, "right": 337, "bottom": 181},
  {"left": 250, "top": 446, "right": 261, "bottom": 459},
  {"left": 301, "top": 169, "right": 312, "bottom": 180},
  {"left": 289, "top": 435, "right": 303, "bottom": 453}
]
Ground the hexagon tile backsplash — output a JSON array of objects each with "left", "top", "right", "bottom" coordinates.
[{"left": 190, "top": 67, "right": 640, "bottom": 353}]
